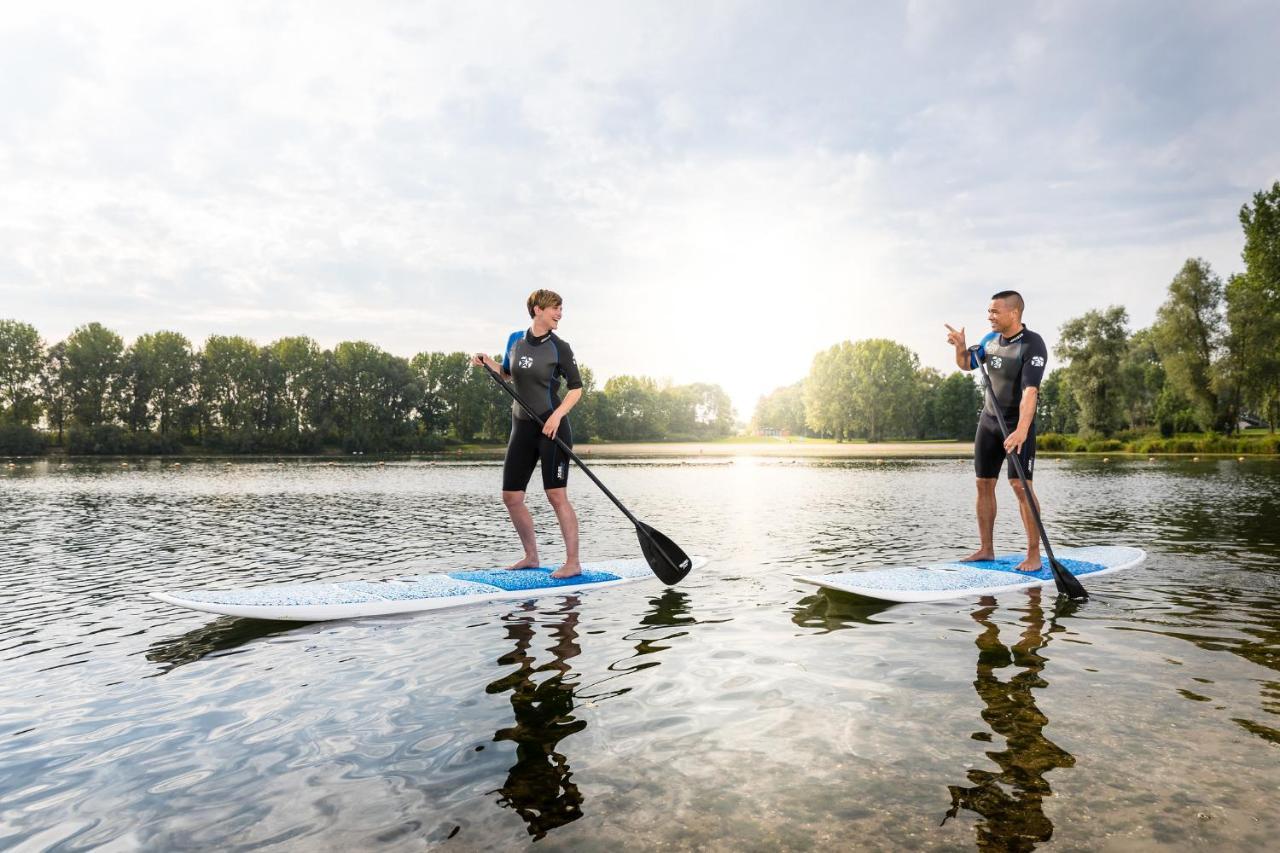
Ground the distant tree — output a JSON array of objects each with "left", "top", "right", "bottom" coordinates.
[
  {"left": 331, "top": 341, "right": 419, "bottom": 450},
  {"left": 846, "top": 339, "right": 920, "bottom": 442},
  {"left": 931, "top": 371, "right": 982, "bottom": 441},
  {"left": 1036, "top": 369, "right": 1078, "bottom": 434},
  {"left": 124, "top": 331, "right": 196, "bottom": 435},
  {"left": 1118, "top": 327, "right": 1164, "bottom": 430},
  {"left": 752, "top": 381, "right": 806, "bottom": 435},
  {"left": 1234, "top": 182, "right": 1280, "bottom": 430},
  {"left": 40, "top": 341, "right": 71, "bottom": 443},
  {"left": 198, "top": 335, "right": 264, "bottom": 435},
  {"left": 268, "top": 336, "right": 327, "bottom": 436},
  {"left": 1056, "top": 307, "right": 1129, "bottom": 437},
  {"left": 803, "top": 342, "right": 855, "bottom": 440},
  {"left": 1151, "top": 258, "right": 1225, "bottom": 430},
  {"left": 0, "top": 319, "right": 45, "bottom": 425},
  {"left": 64, "top": 322, "right": 125, "bottom": 428},
  {"left": 602, "top": 375, "right": 665, "bottom": 440}
]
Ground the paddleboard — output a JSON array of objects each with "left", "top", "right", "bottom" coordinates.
[
  {"left": 153, "top": 556, "right": 709, "bottom": 621},
  {"left": 795, "top": 546, "right": 1144, "bottom": 603}
]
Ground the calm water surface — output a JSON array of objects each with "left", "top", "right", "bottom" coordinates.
[{"left": 1, "top": 456, "right": 1278, "bottom": 850}]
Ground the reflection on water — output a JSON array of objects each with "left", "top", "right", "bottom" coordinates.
[
  {"left": 943, "top": 592, "right": 1076, "bottom": 851},
  {"left": 2, "top": 457, "right": 1279, "bottom": 849},
  {"left": 487, "top": 597, "right": 586, "bottom": 839}
]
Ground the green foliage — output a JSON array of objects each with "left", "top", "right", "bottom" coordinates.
[
  {"left": 64, "top": 322, "right": 125, "bottom": 429},
  {"left": 751, "top": 382, "right": 806, "bottom": 435},
  {"left": 125, "top": 331, "right": 196, "bottom": 435},
  {"left": 928, "top": 371, "right": 982, "bottom": 441},
  {"left": 0, "top": 319, "right": 45, "bottom": 425},
  {"left": 0, "top": 423, "right": 46, "bottom": 455},
  {"left": 1036, "top": 370, "right": 1079, "bottom": 434},
  {"left": 1151, "top": 258, "right": 1224, "bottom": 429},
  {"left": 1056, "top": 306, "right": 1129, "bottom": 437},
  {"left": 1233, "top": 183, "right": 1280, "bottom": 431}
]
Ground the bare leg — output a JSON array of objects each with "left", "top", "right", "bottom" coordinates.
[
  {"left": 1009, "top": 479, "right": 1042, "bottom": 571},
  {"left": 545, "top": 488, "right": 581, "bottom": 578},
  {"left": 502, "top": 490, "right": 540, "bottom": 569},
  {"left": 961, "top": 478, "right": 998, "bottom": 561}
]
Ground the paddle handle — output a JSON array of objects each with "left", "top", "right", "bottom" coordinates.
[{"left": 480, "top": 363, "right": 642, "bottom": 528}]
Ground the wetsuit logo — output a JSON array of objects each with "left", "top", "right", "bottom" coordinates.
[
  {"left": 558, "top": 463, "right": 566, "bottom": 480},
  {"left": 518, "top": 355, "right": 533, "bottom": 368},
  {"left": 1031, "top": 356, "right": 1045, "bottom": 367},
  {"left": 991, "top": 356, "right": 1003, "bottom": 369}
]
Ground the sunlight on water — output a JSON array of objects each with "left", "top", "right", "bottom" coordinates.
[{"left": 1, "top": 457, "right": 1278, "bottom": 849}]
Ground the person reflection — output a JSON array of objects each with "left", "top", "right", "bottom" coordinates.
[
  {"left": 942, "top": 591, "right": 1075, "bottom": 850},
  {"left": 486, "top": 596, "right": 585, "bottom": 840}
]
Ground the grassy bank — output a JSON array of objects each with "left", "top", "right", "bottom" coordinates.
[{"left": 1039, "top": 431, "right": 1280, "bottom": 455}]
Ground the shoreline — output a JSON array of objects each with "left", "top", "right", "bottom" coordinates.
[{"left": 6, "top": 440, "right": 1278, "bottom": 462}]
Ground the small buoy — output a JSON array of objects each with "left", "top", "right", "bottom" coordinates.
[
  {"left": 1148, "top": 457, "right": 1155, "bottom": 462},
  {"left": 876, "top": 458, "right": 884, "bottom": 464},
  {"left": 1192, "top": 456, "right": 1200, "bottom": 462},
  {"left": 1103, "top": 457, "right": 1110, "bottom": 463},
  {"left": 121, "top": 462, "right": 128, "bottom": 467},
  {"left": 1237, "top": 456, "right": 1245, "bottom": 462}
]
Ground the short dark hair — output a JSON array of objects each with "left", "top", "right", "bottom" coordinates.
[
  {"left": 991, "top": 290, "right": 1024, "bottom": 313},
  {"left": 527, "top": 289, "right": 562, "bottom": 318}
]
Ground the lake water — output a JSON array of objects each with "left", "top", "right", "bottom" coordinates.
[{"left": 1, "top": 456, "right": 1278, "bottom": 850}]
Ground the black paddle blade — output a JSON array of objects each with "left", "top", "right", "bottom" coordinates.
[
  {"left": 635, "top": 522, "right": 694, "bottom": 585},
  {"left": 1049, "top": 558, "right": 1089, "bottom": 601}
]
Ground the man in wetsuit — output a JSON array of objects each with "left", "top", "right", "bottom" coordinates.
[
  {"left": 473, "top": 289, "right": 585, "bottom": 578},
  {"left": 945, "top": 291, "right": 1049, "bottom": 572}
]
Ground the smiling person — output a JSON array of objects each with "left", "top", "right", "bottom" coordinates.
[
  {"left": 472, "top": 290, "right": 585, "bottom": 579},
  {"left": 945, "top": 290, "right": 1049, "bottom": 572}
]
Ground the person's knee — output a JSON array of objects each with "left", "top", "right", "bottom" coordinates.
[
  {"left": 975, "top": 478, "right": 997, "bottom": 494},
  {"left": 502, "top": 490, "right": 526, "bottom": 509},
  {"left": 1009, "top": 480, "right": 1032, "bottom": 499},
  {"left": 545, "top": 488, "right": 571, "bottom": 509}
]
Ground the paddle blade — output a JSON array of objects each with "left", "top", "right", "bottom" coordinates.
[
  {"left": 1049, "top": 558, "right": 1089, "bottom": 601},
  {"left": 635, "top": 522, "right": 694, "bottom": 585}
]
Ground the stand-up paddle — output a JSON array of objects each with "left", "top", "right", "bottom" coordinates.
[
  {"left": 975, "top": 356, "right": 1088, "bottom": 601},
  {"left": 480, "top": 362, "right": 694, "bottom": 586}
]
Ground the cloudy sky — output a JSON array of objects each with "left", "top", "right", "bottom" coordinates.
[{"left": 3, "top": 1, "right": 1278, "bottom": 419}]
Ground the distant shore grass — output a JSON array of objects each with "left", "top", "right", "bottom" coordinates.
[{"left": 1038, "top": 431, "right": 1280, "bottom": 455}]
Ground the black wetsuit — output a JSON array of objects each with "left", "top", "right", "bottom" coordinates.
[
  {"left": 969, "top": 326, "right": 1048, "bottom": 479},
  {"left": 500, "top": 329, "right": 583, "bottom": 492}
]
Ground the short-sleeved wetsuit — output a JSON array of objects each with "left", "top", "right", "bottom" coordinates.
[
  {"left": 500, "top": 328, "right": 583, "bottom": 492},
  {"left": 969, "top": 326, "right": 1048, "bottom": 480}
]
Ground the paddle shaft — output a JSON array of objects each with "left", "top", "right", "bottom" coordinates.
[
  {"left": 975, "top": 359, "right": 1083, "bottom": 597},
  {"left": 481, "top": 362, "right": 642, "bottom": 528}
]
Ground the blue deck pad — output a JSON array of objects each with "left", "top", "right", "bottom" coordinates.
[
  {"left": 953, "top": 555, "right": 1106, "bottom": 580},
  {"left": 448, "top": 568, "right": 622, "bottom": 591}
]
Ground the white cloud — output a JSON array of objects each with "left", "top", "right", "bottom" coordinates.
[{"left": 1, "top": 1, "right": 1277, "bottom": 419}]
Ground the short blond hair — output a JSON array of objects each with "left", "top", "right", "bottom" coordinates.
[{"left": 527, "top": 289, "right": 563, "bottom": 318}]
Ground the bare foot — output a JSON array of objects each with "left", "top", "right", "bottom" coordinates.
[
  {"left": 507, "top": 555, "right": 540, "bottom": 570},
  {"left": 1015, "top": 556, "right": 1043, "bottom": 572},
  {"left": 550, "top": 561, "right": 582, "bottom": 579},
  {"left": 959, "top": 549, "right": 996, "bottom": 562}
]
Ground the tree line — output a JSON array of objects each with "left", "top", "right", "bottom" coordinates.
[
  {"left": 0, "top": 325, "right": 736, "bottom": 454},
  {"left": 1040, "top": 181, "right": 1279, "bottom": 438},
  {"left": 753, "top": 181, "right": 1280, "bottom": 444},
  {"left": 752, "top": 341, "right": 983, "bottom": 442}
]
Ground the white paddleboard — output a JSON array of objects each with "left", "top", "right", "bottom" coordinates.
[
  {"left": 796, "top": 546, "right": 1145, "bottom": 603},
  {"left": 153, "top": 556, "right": 709, "bottom": 621}
]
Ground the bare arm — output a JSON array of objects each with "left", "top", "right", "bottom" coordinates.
[
  {"left": 542, "top": 388, "right": 582, "bottom": 438},
  {"left": 471, "top": 353, "right": 510, "bottom": 381},
  {"left": 945, "top": 324, "right": 971, "bottom": 370},
  {"left": 1004, "top": 387, "right": 1039, "bottom": 453}
]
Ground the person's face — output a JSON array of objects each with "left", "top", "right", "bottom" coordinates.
[
  {"left": 987, "top": 298, "right": 1020, "bottom": 334},
  {"left": 534, "top": 302, "right": 562, "bottom": 328}
]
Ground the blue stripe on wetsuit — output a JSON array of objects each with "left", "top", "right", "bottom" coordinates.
[{"left": 969, "top": 331, "right": 999, "bottom": 369}]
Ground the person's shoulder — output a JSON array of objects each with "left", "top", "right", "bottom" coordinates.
[
  {"left": 507, "top": 329, "right": 524, "bottom": 345},
  {"left": 1023, "top": 328, "right": 1047, "bottom": 348},
  {"left": 548, "top": 331, "right": 572, "bottom": 349}
]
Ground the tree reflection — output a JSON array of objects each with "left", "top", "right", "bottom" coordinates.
[{"left": 942, "top": 591, "right": 1076, "bottom": 851}]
